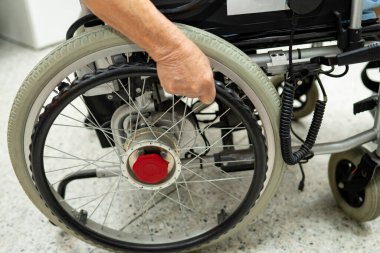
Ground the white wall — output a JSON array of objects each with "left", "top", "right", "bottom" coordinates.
[{"left": 0, "top": 0, "right": 81, "bottom": 49}]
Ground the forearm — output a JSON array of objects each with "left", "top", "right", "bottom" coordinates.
[{"left": 83, "top": 0, "right": 189, "bottom": 61}]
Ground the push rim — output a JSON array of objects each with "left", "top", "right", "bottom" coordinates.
[{"left": 30, "top": 64, "right": 268, "bottom": 251}]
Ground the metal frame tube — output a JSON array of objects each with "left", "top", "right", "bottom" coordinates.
[
  {"left": 305, "top": 129, "right": 377, "bottom": 155},
  {"left": 375, "top": 85, "right": 380, "bottom": 156},
  {"left": 350, "top": 0, "right": 363, "bottom": 29},
  {"left": 250, "top": 41, "right": 376, "bottom": 70},
  {"left": 250, "top": 46, "right": 341, "bottom": 68}
]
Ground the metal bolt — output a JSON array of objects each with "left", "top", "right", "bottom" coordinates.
[
  {"left": 160, "top": 151, "right": 167, "bottom": 158},
  {"left": 338, "top": 182, "right": 344, "bottom": 189},
  {"left": 107, "top": 94, "right": 114, "bottom": 100},
  {"left": 297, "top": 80, "right": 303, "bottom": 86},
  {"left": 136, "top": 88, "right": 142, "bottom": 93}
]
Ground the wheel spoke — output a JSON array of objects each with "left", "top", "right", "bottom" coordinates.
[
  {"left": 45, "top": 145, "right": 119, "bottom": 165},
  {"left": 119, "top": 190, "right": 160, "bottom": 232},
  {"left": 62, "top": 187, "right": 141, "bottom": 202},
  {"left": 79, "top": 96, "right": 123, "bottom": 162},
  {"left": 176, "top": 177, "right": 247, "bottom": 184},
  {"left": 184, "top": 123, "right": 243, "bottom": 166},
  {"left": 151, "top": 96, "right": 185, "bottom": 126},
  {"left": 157, "top": 191, "right": 194, "bottom": 212},
  {"left": 177, "top": 98, "right": 190, "bottom": 146},
  {"left": 178, "top": 107, "right": 233, "bottom": 150},
  {"left": 181, "top": 165, "right": 242, "bottom": 202},
  {"left": 88, "top": 175, "right": 122, "bottom": 220},
  {"left": 50, "top": 149, "right": 120, "bottom": 185},
  {"left": 115, "top": 80, "right": 158, "bottom": 139}
]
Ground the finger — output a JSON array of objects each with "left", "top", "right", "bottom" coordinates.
[{"left": 199, "top": 85, "right": 216, "bottom": 105}]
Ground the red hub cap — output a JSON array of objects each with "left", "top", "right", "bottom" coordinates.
[{"left": 132, "top": 153, "right": 169, "bottom": 184}]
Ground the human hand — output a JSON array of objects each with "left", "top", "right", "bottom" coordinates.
[{"left": 155, "top": 39, "right": 216, "bottom": 104}]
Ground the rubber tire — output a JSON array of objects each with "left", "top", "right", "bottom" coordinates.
[
  {"left": 328, "top": 148, "right": 380, "bottom": 222},
  {"left": 8, "top": 25, "right": 285, "bottom": 252},
  {"left": 271, "top": 75, "right": 319, "bottom": 120}
]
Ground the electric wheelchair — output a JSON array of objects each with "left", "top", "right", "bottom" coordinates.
[{"left": 7, "top": 0, "right": 380, "bottom": 252}]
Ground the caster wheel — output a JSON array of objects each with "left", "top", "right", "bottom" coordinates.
[
  {"left": 328, "top": 147, "right": 380, "bottom": 221},
  {"left": 271, "top": 75, "right": 319, "bottom": 120}
]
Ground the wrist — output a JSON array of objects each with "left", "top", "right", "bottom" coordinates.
[{"left": 148, "top": 31, "right": 193, "bottom": 63}]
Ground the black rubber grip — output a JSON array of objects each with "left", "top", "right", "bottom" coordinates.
[{"left": 337, "top": 43, "right": 380, "bottom": 66}]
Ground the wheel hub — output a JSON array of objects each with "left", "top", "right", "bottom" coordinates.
[
  {"left": 121, "top": 127, "right": 182, "bottom": 190},
  {"left": 132, "top": 153, "right": 168, "bottom": 184}
]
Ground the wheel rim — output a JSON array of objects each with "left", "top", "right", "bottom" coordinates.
[{"left": 30, "top": 63, "right": 268, "bottom": 250}]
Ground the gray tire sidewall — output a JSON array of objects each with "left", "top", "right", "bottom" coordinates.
[
  {"left": 8, "top": 25, "right": 285, "bottom": 250},
  {"left": 328, "top": 148, "right": 380, "bottom": 221}
]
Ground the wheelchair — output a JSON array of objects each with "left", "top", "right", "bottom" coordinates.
[{"left": 7, "top": 0, "right": 380, "bottom": 252}]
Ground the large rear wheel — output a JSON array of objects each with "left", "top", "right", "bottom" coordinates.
[{"left": 8, "top": 25, "right": 285, "bottom": 252}]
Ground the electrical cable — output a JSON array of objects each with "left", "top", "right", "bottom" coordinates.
[
  {"left": 323, "top": 65, "right": 349, "bottom": 78},
  {"left": 280, "top": 13, "right": 327, "bottom": 166}
]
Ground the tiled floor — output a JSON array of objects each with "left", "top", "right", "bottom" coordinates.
[{"left": 1, "top": 37, "right": 380, "bottom": 252}]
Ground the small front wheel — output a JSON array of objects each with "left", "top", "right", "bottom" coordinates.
[{"left": 328, "top": 147, "right": 380, "bottom": 222}]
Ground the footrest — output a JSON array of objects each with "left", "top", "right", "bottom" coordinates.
[{"left": 353, "top": 95, "right": 378, "bottom": 115}]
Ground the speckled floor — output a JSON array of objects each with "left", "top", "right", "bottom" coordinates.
[{"left": 1, "top": 37, "right": 380, "bottom": 253}]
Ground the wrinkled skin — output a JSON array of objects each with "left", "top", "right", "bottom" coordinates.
[{"left": 84, "top": 0, "right": 216, "bottom": 104}]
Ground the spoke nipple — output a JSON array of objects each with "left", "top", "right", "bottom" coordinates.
[
  {"left": 338, "top": 182, "right": 344, "bottom": 189},
  {"left": 78, "top": 209, "right": 88, "bottom": 224}
]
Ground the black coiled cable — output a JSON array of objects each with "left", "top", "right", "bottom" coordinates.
[
  {"left": 280, "top": 82, "right": 326, "bottom": 165},
  {"left": 280, "top": 13, "right": 327, "bottom": 165}
]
